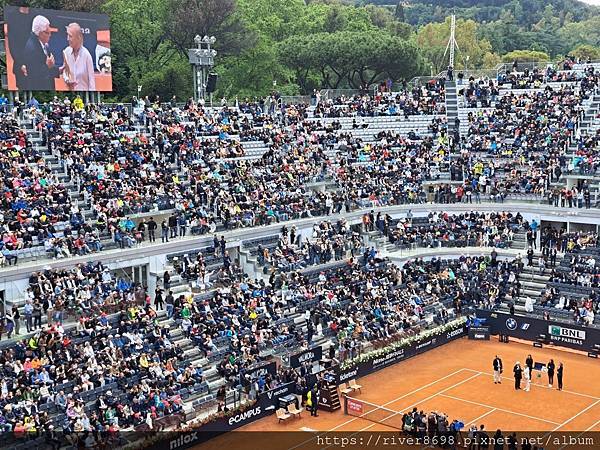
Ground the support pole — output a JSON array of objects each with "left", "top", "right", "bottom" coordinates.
[
  {"left": 441, "top": 15, "right": 460, "bottom": 72},
  {"left": 449, "top": 15, "right": 456, "bottom": 69}
]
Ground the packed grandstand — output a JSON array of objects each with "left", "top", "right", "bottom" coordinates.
[{"left": 0, "top": 55, "right": 599, "bottom": 450}]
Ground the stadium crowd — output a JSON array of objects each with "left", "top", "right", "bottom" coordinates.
[
  {"left": 313, "top": 81, "right": 446, "bottom": 118},
  {"left": 0, "top": 302, "right": 199, "bottom": 446},
  {"left": 255, "top": 220, "right": 364, "bottom": 272},
  {"left": 0, "top": 62, "right": 597, "bottom": 267},
  {"left": 0, "top": 59, "right": 598, "bottom": 446},
  {"left": 384, "top": 211, "right": 524, "bottom": 249}
]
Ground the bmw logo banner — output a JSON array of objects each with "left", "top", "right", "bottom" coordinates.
[{"left": 505, "top": 318, "right": 518, "bottom": 330}]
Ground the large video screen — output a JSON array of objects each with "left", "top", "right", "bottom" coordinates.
[{"left": 4, "top": 6, "right": 112, "bottom": 92}]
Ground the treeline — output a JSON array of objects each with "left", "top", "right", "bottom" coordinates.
[
  {"left": 1, "top": 0, "right": 599, "bottom": 101},
  {"left": 370, "top": 0, "right": 600, "bottom": 57}
]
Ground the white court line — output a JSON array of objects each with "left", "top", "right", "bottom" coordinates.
[
  {"left": 287, "top": 368, "right": 470, "bottom": 450},
  {"left": 466, "top": 408, "right": 497, "bottom": 426},
  {"left": 550, "top": 399, "right": 600, "bottom": 432},
  {"left": 439, "top": 393, "right": 560, "bottom": 425},
  {"left": 539, "top": 399, "right": 600, "bottom": 448},
  {"left": 320, "top": 372, "right": 485, "bottom": 450},
  {"left": 463, "top": 368, "right": 600, "bottom": 400},
  {"left": 557, "top": 418, "right": 600, "bottom": 450},
  {"left": 355, "top": 373, "right": 483, "bottom": 433}
]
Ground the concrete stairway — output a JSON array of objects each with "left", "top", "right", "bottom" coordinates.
[
  {"left": 509, "top": 231, "right": 528, "bottom": 251},
  {"left": 445, "top": 80, "right": 459, "bottom": 137}
]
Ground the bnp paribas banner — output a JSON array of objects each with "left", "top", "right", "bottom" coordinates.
[
  {"left": 477, "top": 309, "right": 597, "bottom": 351},
  {"left": 547, "top": 323, "right": 587, "bottom": 347}
]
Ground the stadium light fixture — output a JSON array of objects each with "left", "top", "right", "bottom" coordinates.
[{"left": 189, "top": 35, "right": 217, "bottom": 102}]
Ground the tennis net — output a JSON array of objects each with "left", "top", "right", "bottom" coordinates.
[{"left": 343, "top": 395, "right": 403, "bottom": 430}]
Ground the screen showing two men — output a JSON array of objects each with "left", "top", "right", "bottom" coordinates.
[{"left": 4, "top": 6, "right": 112, "bottom": 92}]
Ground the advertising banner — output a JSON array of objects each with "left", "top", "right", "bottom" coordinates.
[
  {"left": 337, "top": 324, "right": 468, "bottom": 384},
  {"left": 159, "top": 382, "right": 296, "bottom": 450},
  {"left": 289, "top": 346, "right": 323, "bottom": 368},
  {"left": 477, "top": 309, "right": 599, "bottom": 351},
  {"left": 469, "top": 326, "right": 491, "bottom": 340},
  {"left": 241, "top": 360, "right": 277, "bottom": 385},
  {"left": 346, "top": 397, "right": 364, "bottom": 414},
  {"left": 147, "top": 324, "right": 469, "bottom": 450},
  {"left": 4, "top": 5, "right": 112, "bottom": 91}
]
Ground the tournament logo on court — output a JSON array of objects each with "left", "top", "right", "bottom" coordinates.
[{"left": 505, "top": 318, "right": 517, "bottom": 330}]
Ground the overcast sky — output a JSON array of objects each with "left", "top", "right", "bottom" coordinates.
[{"left": 578, "top": 0, "right": 600, "bottom": 5}]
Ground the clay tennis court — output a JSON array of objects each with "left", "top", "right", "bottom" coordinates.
[{"left": 197, "top": 337, "right": 600, "bottom": 450}]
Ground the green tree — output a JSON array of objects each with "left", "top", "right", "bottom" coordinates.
[
  {"left": 222, "top": 0, "right": 306, "bottom": 95},
  {"left": 416, "top": 17, "right": 493, "bottom": 72},
  {"left": 324, "top": 5, "right": 348, "bottom": 32},
  {"left": 139, "top": 59, "right": 193, "bottom": 100},
  {"left": 364, "top": 5, "right": 394, "bottom": 29},
  {"left": 569, "top": 44, "right": 600, "bottom": 61},
  {"left": 164, "top": 0, "right": 252, "bottom": 58},
  {"left": 502, "top": 49, "right": 550, "bottom": 63},
  {"left": 280, "top": 31, "right": 424, "bottom": 91},
  {"left": 558, "top": 17, "right": 600, "bottom": 54},
  {"left": 387, "top": 21, "right": 413, "bottom": 40},
  {"left": 103, "top": 0, "right": 171, "bottom": 98}
]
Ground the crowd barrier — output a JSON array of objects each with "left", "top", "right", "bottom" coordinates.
[
  {"left": 336, "top": 322, "right": 468, "bottom": 383},
  {"left": 476, "top": 309, "right": 600, "bottom": 352},
  {"left": 146, "top": 382, "right": 296, "bottom": 450},
  {"left": 140, "top": 321, "right": 468, "bottom": 450}
]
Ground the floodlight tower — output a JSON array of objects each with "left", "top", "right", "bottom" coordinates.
[
  {"left": 189, "top": 35, "right": 217, "bottom": 103},
  {"left": 442, "top": 15, "right": 460, "bottom": 72}
]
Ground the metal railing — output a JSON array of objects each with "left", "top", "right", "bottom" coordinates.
[
  {"left": 457, "top": 68, "right": 499, "bottom": 81},
  {"left": 495, "top": 61, "right": 553, "bottom": 74},
  {"left": 279, "top": 95, "right": 311, "bottom": 105},
  {"left": 319, "top": 88, "right": 366, "bottom": 99}
]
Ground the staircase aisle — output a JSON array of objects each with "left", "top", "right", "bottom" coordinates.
[{"left": 445, "top": 80, "right": 459, "bottom": 138}]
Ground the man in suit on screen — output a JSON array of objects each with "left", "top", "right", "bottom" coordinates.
[{"left": 21, "top": 15, "right": 60, "bottom": 90}]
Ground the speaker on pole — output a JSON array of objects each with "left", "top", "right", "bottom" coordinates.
[{"left": 206, "top": 73, "right": 218, "bottom": 93}]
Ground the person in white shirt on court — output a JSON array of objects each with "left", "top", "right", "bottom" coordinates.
[
  {"left": 62, "top": 22, "right": 96, "bottom": 91},
  {"left": 523, "top": 364, "right": 531, "bottom": 391}
]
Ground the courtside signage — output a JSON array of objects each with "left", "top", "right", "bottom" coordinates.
[
  {"left": 335, "top": 324, "right": 468, "bottom": 384},
  {"left": 266, "top": 386, "right": 290, "bottom": 399},
  {"left": 447, "top": 328, "right": 464, "bottom": 339},
  {"left": 339, "top": 367, "right": 358, "bottom": 383},
  {"left": 347, "top": 398, "right": 363, "bottom": 414},
  {"left": 170, "top": 432, "right": 198, "bottom": 450},
  {"left": 477, "top": 309, "right": 597, "bottom": 351},
  {"left": 468, "top": 326, "right": 490, "bottom": 340},
  {"left": 548, "top": 325, "right": 586, "bottom": 345},
  {"left": 289, "top": 346, "right": 323, "bottom": 368},
  {"left": 153, "top": 382, "right": 296, "bottom": 450},
  {"left": 228, "top": 406, "right": 262, "bottom": 425},
  {"left": 372, "top": 348, "right": 406, "bottom": 370}
]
